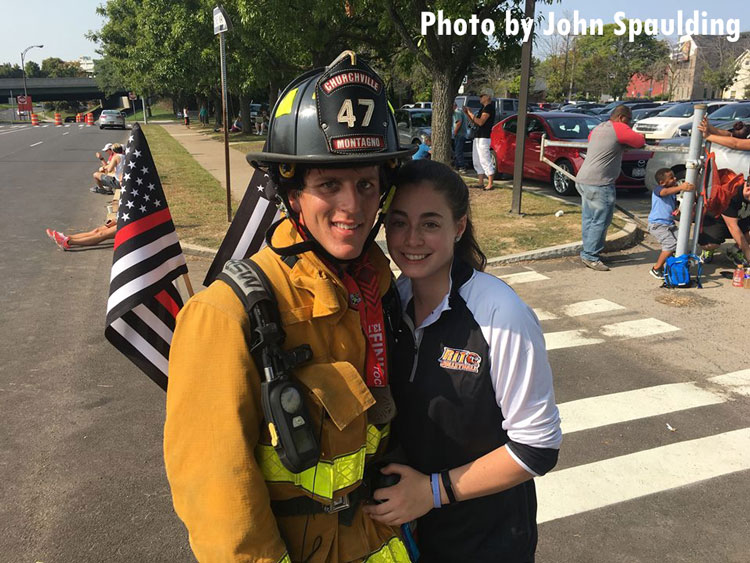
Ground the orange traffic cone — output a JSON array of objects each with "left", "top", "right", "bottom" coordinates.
[
  {"left": 54, "top": 113, "right": 62, "bottom": 126},
  {"left": 85, "top": 113, "right": 94, "bottom": 126},
  {"left": 75, "top": 113, "right": 81, "bottom": 123},
  {"left": 31, "top": 113, "right": 39, "bottom": 126}
]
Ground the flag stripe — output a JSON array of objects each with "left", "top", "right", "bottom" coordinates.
[
  {"left": 107, "top": 253, "right": 187, "bottom": 316},
  {"left": 109, "top": 317, "right": 169, "bottom": 375},
  {"left": 113, "top": 220, "right": 177, "bottom": 261},
  {"left": 233, "top": 197, "right": 274, "bottom": 259},
  {"left": 110, "top": 230, "right": 182, "bottom": 281},
  {"left": 109, "top": 243, "right": 186, "bottom": 301},
  {"left": 114, "top": 208, "right": 172, "bottom": 249},
  {"left": 154, "top": 288, "right": 181, "bottom": 320},
  {"left": 105, "top": 324, "right": 168, "bottom": 390},
  {"left": 132, "top": 303, "right": 175, "bottom": 347},
  {"left": 122, "top": 308, "right": 172, "bottom": 360}
]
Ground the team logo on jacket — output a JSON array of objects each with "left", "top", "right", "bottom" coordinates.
[{"left": 438, "top": 347, "right": 482, "bottom": 373}]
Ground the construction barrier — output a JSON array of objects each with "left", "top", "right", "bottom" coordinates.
[
  {"left": 75, "top": 113, "right": 81, "bottom": 123},
  {"left": 31, "top": 113, "right": 39, "bottom": 126},
  {"left": 85, "top": 113, "right": 94, "bottom": 126},
  {"left": 54, "top": 113, "right": 62, "bottom": 126}
]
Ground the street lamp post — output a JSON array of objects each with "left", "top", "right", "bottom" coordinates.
[
  {"left": 20, "top": 44, "right": 44, "bottom": 98},
  {"left": 20, "top": 44, "right": 43, "bottom": 120}
]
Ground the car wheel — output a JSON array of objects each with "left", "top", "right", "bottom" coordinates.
[
  {"left": 99, "top": 125, "right": 104, "bottom": 129},
  {"left": 551, "top": 159, "right": 576, "bottom": 196}
]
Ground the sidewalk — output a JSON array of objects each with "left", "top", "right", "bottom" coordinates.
[{"left": 159, "top": 122, "right": 254, "bottom": 203}]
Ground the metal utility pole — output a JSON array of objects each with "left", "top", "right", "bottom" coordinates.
[
  {"left": 510, "top": 0, "right": 535, "bottom": 215},
  {"left": 675, "top": 104, "right": 706, "bottom": 256},
  {"left": 20, "top": 44, "right": 43, "bottom": 120},
  {"left": 142, "top": 94, "right": 148, "bottom": 124},
  {"left": 214, "top": 5, "right": 233, "bottom": 222}
]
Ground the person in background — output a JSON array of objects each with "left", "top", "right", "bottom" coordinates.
[
  {"left": 463, "top": 90, "right": 496, "bottom": 190},
  {"left": 183, "top": 107, "right": 190, "bottom": 128},
  {"left": 365, "top": 159, "right": 561, "bottom": 562},
  {"left": 91, "top": 143, "right": 125, "bottom": 195},
  {"left": 574, "top": 105, "right": 645, "bottom": 271},
  {"left": 412, "top": 134, "right": 432, "bottom": 160},
  {"left": 452, "top": 102, "right": 468, "bottom": 172},
  {"left": 647, "top": 168, "right": 696, "bottom": 279},
  {"left": 198, "top": 104, "right": 208, "bottom": 126}
]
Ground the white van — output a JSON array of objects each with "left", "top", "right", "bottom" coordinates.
[{"left": 633, "top": 101, "right": 730, "bottom": 141}]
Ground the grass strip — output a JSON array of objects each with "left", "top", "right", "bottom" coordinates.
[{"left": 142, "top": 124, "right": 230, "bottom": 248}]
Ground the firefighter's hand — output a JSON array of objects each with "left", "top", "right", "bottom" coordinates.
[{"left": 362, "top": 464, "right": 433, "bottom": 525}]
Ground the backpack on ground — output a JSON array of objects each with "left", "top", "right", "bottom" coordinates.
[
  {"left": 663, "top": 253, "right": 703, "bottom": 289},
  {"left": 703, "top": 151, "right": 745, "bottom": 218}
]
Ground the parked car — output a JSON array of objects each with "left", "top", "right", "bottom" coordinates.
[
  {"left": 395, "top": 108, "right": 432, "bottom": 147},
  {"left": 633, "top": 101, "right": 730, "bottom": 141},
  {"left": 492, "top": 98, "right": 519, "bottom": 123},
  {"left": 644, "top": 121, "right": 750, "bottom": 191},
  {"left": 412, "top": 101, "right": 432, "bottom": 109},
  {"left": 454, "top": 95, "right": 482, "bottom": 111},
  {"left": 675, "top": 101, "right": 750, "bottom": 136},
  {"left": 490, "top": 112, "right": 653, "bottom": 196},
  {"left": 98, "top": 109, "right": 126, "bottom": 129},
  {"left": 631, "top": 105, "right": 674, "bottom": 124},
  {"left": 595, "top": 100, "right": 661, "bottom": 119}
]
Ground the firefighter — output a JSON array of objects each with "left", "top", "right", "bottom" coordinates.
[{"left": 164, "top": 51, "right": 415, "bottom": 562}]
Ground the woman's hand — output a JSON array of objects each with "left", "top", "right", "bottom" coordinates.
[{"left": 362, "top": 464, "right": 434, "bottom": 526}]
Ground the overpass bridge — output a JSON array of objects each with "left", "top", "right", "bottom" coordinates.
[{"left": 0, "top": 77, "right": 128, "bottom": 103}]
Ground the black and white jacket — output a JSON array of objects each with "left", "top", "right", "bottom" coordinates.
[{"left": 391, "top": 260, "right": 561, "bottom": 563}]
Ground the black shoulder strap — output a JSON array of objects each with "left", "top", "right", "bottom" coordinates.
[{"left": 217, "top": 258, "right": 278, "bottom": 315}]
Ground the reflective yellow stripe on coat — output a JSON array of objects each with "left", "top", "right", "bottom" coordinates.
[
  {"left": 364, "top": 537, "right": 410, "bottom": 562},
  {"left": 257, "top": 424, "right": 389, "bottom": 500}
]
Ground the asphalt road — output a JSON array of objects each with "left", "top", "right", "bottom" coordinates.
[
  {"left": 2, "top": 123, "right": 748, "bottom": 562},
  {"left": 0, "top": 122, "right": 193, "bottom": 562}
]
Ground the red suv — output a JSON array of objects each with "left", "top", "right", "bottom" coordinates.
[{"left": 490, "top": 112, "right": 653, "bottom": 195}]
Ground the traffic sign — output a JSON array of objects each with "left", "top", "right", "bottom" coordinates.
[
  {"left": 213, "top": 5, "right": 232, "bottom": 34},
  {"left": 17, "top": 95, "right": 32, "bottom": 112},
  {"left": 128, "top": 92, "right": 137, "bottom": 101}
]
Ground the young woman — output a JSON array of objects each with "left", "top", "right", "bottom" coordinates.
[{"left": 363, "top": 159, "right": 562, "bottom": 562}]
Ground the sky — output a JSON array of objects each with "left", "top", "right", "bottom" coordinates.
[{"left": 1, "top": 0, "right": 748, "bottom": 66}]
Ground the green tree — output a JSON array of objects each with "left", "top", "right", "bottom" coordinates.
[
  {"left": 574, "top": 24, "right": 669, "bottom": 100},
  {"left": 0, "top": 63, "right": 24, "bottom": 78},
  {"left": 24, "top": 61, "right": 43, "bottom": 78},
  {"left": 377, "top": 0, "right": 541, "bottom": 164},
  {"left": 40, "top": 57, "right": 83, "bottom": 78}
]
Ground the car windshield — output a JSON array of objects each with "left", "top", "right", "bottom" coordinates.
[
  {"left": 710, "top": 103, "right": 750, "bottom": 121},
  {"left": 658, "top": 103, "right": 696, "bottom": 117},
  {"left": 410, "top": 111, "right": 431, "bottom": 128},
  {"left": 546, "top": 116, "right": 600, "bottom": 139}
]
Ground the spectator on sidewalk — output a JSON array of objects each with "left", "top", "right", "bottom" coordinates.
[
  {"left": 647, "top": 168, "right": 696, "bottom": 279},
  {"left": 574, "top": 105, "right": 646, "bottom": 271},
  {"left": 463, "top": 90, "right": 496, "bottom": 190},
  {"left": 46, "top": 223, "right": 116, "bottom": 251},
  {"left": 199, "top": 105, "right": 208, "bottom": 126},
  {"left": 183, "top": 107, "right": 190, "bottom": 128},
  {"left": 230, "top": 115, "right": 242, "bottom": 133},
  {"left": 452, "top": 102, "right": 468, "bottom": 171},
  {"left": 91, "top": 143, "right": 124, "bottom": 195}
]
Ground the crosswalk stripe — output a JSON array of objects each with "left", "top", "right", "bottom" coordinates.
[
  {"left": 536, "top": 428, "right": 750, "bottom": 524},
  {"left": 533, "top": 309, "right": 558, "bottom": 321},
  {"left": 561, "top": 299, "right": 625, "bottom": 317},
  {"left": 545, "top": 330, "right": 604, "bottom": 350},
  {"left": 558, "top": 382, "right": 725, "bottom": 434},
  {"left": 600, "top": 318, "right": 679, "bottom": 339},
  {"left": 708, "top": 370, "right": 750, "bottom": 398},
  {"left": 498, "top": 271, "right": 550, "bottom": 285}
]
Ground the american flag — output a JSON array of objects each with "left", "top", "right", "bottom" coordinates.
[
  {"left": 105, "top": 123, "right": 188, "bottom": 390},
  {"left": 203, "top": 164, "right": 280, "bottom": 286}
]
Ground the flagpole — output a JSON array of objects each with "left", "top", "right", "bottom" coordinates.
[
  {"left": 219, "top": 31, "right": 232, "bottom": 223},
  {"left": 182, "top": 273, "right": 195, "bottom": 298}
]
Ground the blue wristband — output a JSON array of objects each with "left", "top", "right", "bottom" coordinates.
[{"left": 430, "top": 473, "right": 442, "bottom": 508}]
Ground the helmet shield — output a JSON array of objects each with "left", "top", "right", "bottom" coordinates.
[{"left": 247, "top": 51, "right": 414, "bottom": 167}]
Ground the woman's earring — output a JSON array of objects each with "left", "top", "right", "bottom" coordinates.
[{"left": 455, "top": 236, "right": 461, "bottom": 243}]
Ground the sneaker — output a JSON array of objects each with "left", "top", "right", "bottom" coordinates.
[
  {"left": 581, "top": 257, "right": 610, "bottom": 271},
  {"left": 90, "top": 186, "right": 102, "bottom": 193},
  {"left": 52, "top": 230, "right": 70, "bottom": 251},
  {"left": 699, "top": 249, "right": 714, "bottom": 264},
  {"left": 45, "top": 228, "right": 55, "bottom": 241},
  {"left": 726, "top": 247, "right": 746, "bottom": 266},
  {"left": 650, "top": 267, "right": 664, "bottom": 279}
]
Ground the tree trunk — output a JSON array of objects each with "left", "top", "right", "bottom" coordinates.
[
  {"left": 239, "top": 93, "right": 252, "bottom": 134},
  {"left": 430, "top": 69, "right": 458, "bottom": 166}
]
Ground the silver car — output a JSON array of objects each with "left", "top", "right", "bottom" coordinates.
[{"left": 99, "top": 109, "right": 127, "bottom": 130}]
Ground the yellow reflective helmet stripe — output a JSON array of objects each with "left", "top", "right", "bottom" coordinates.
[
  {"left": 363, "top": 537, "right": 411, "bottom": 562},
  {"left": 275, "top": 88, "right": 298, "bottom": 118},
  {"left": 257, "top": 424, "right": 389, "bottom": 499},
  {"left": 276, "top": 553, "right": 291, "bottom": 563}
]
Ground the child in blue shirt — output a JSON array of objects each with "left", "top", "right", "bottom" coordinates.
[
  {"left": 412, "top": 135, "right": 432, "bottom": 160},
  {"left": 647, "top": 168, "right": 695, "bottom": 278}
]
